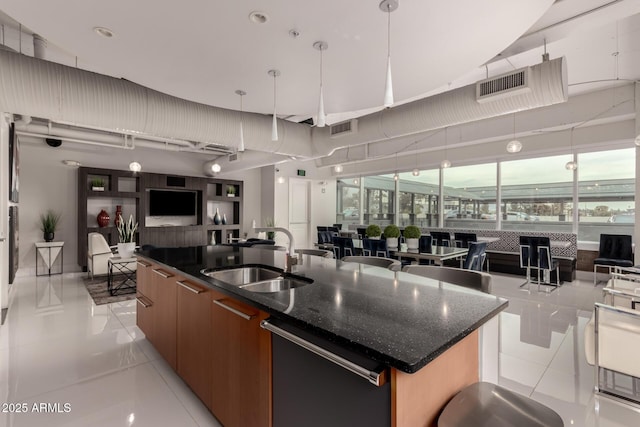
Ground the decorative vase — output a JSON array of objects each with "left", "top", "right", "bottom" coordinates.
[
  {"left": 213, "top": 208, "right": 221, "bottom": 225},
  {"left": 97, "top": 209, "right": 110, "bottom": 227},
  {"left": 386, "top": 237, "right": 398, "bottom": 248},
  {"left": 114, "top": 205, "right": 123, "bottom": 227},
  {"left": 117, "top": 242, "right": 136, "bottom": 258},
  {"left": 222, "top": 213, "right": 227, "bottom": 225},
  {"left": 44, "top": 232, "right": 54, "bottom": 242},
  {"left": 211, "top": 232, "right": 216, "bottom": 245}
]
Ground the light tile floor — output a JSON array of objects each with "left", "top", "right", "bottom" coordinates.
[{"left": 0, "top": 272, "right": 639, "bottom": 426}]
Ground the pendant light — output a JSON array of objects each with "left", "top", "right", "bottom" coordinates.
[
  {"left": 314, "top": 41, "right": 328, "bottom": 127},
  {"left": 235, "top": 90, "right": 246, "bottom": 152},
  {"left": 565, "top": 128, "right": 577, "bottom": 170},
  {"left": 441, "top": 127, "right": 451, "bottom": 168},
  {"left": 506, "top": 113, "right": 522, "bottom": 153},
  {"left": 380, "top": 0, "right": 398, "bottom": 108},
  {"left": 268, "top": 69, "right": 280, "bottom": 141},
  {"left": 129, "top": 161, "right": 141, "bottom": 172}
]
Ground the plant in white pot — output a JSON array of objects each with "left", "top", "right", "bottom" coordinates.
[
  {"left": 383, "top": 224, "right": 400, "bottom": 248},
  {"left": 116, "top": 214, "right": 138, "bottom": 258},
  {"left": 403, "top": 225, "right": 421, "bottom": 250},
  {"left": 365, "top": 224, "right": 382, "bottom": 239}
]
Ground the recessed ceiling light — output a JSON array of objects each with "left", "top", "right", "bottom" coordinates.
[
  {"left": 249, "top": 11, "right": 268, "bottom": 24},
  {"left": 289, "top": 29, "right": 300, "bottom": 38},
  {"left": 62, "top": 160, "right": 81, "bottom": 167},
  {"left": 94, "top": 27, "right": 114, "bottom": 38}
]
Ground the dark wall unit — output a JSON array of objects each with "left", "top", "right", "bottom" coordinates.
[{"left": 77, "top": 167, "right": 243, "bottom": 271}]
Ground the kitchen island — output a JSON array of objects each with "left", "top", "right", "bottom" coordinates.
[{"left": 136, "top": 245, "right": 507, "bottom": 427}]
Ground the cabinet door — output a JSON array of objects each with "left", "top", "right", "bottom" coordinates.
[
  {"left": 135, "top": 293, "right": 154, "bottom": 341},
  {"left": 136, "top": 259, "right": 154, "bottom": 299},
  {"left": 211, "top": 291, "right": 272, "bottom": 427},
  {"left": 152, "top": 267, "right": 177, "bottom": 370},
  {"left": 176, "top": 278, "right": 212, "bottom": 409}
]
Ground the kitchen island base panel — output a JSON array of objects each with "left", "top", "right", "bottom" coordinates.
[{"left": 391, "top": 331, "right": 479, "bottom": 427}]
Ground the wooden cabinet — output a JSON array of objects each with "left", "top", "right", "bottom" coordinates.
[
  {"left": 135, "top": 259, "right": 155, "bottom": 340},
  {"left": 210, "top": 289, "right": 272, "bottom": 427},
  {"left": 151, "top": 266, "right": 178, "bottom": 370},
  {"left": 176, "top": 277, "right": 213, "bottom": 409}
]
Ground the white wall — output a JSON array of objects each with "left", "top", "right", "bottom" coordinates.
[
  {"left": 0, "top": 114, "right": 9, "bottom": 312},
  {"left": 15, "top": 136, "right": 264, "bottom": 274}
]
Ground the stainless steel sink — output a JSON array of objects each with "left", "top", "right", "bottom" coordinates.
[
  {"left": 201, "top": 266, "right": 282, "bottom": 285},
  {"left": 240, "top": 277, "right": 312, "bottom": 293},
  {"left": 201, "top": 266, "right": 313, "bottom": 293}
]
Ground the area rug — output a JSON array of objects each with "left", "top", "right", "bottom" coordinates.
[{"left": 83, "top": 276, "right": 136, "bottom": 305}]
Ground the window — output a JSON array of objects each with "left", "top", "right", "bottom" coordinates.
[
  {"left": 363, "top": 175, "right": 395, "bottom": 226},
  {"left": 336, "top": 179, "right": 361, "bottom": 226},
  {"left": 443, "top": 163, "right": 496, "bottom": 229},
  {"left": 398, "top": 170, "right": 439, "bottom": 228},
  {"left": 501, "top": 155, "right": 573, "bottom": 233},
  {"left": 578, "top": 148, "right": 635, "bottom": 241}
]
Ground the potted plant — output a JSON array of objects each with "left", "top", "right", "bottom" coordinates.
[
  {"left": 40, "top": 210, "right": 61, "bottom": 242},
  {"left": 116, "top": 214, "right": 138, "bottom": 258},
  {"left": 403, "top": 225, "right": 421, "bottom": 250},
  {"left": 383, "top": 224, "right": 400, "bottom": 248},
  {"left": 91, "top": 177, "right": 105, "bottom": 191},
  {"left": 265, "top": 218, "right": 277, "bottom": 240},
  {"left": 365, "top": 224, "right": 382, "bottom": 239},
  {"left": 227, "top": 185, "right": 236, "bottom": 197}
]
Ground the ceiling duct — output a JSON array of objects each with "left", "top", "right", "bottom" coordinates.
[
  {"left": 330, "top": 119, "right": 358, "bottom": 138},
  {"left": 476, "top": 67, "right": 530, "bottom": 103}
]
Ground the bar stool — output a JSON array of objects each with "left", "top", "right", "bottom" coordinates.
[{"left": 438, "top": 382, "right": 563, "bottom": 427}]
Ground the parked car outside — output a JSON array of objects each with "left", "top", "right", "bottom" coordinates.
[
  {"left": 607, "top": 213, "right": 635, "bottom": 223},
  {"left": 505, "top": 212, "right": 539, "bottom": 221},
  {"left": 342, "top": 208, "right": 359, "bottom": 217}
]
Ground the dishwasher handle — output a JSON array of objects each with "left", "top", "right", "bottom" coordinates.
[{"left": 260, "top": 320, "right": 387, "bottom": 387}]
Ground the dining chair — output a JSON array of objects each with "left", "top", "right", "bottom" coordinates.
[
  {"left": 332, "top": 236, "right": 355, "bottom": 259},
  {"left": 453, "top": 232, "right": 477, "bottom": 248},
  {"left": 519, "top": 236, "right": 560, "bottom": 291},
  {"left": 594, "top": 234, "right": 634, "bottom": 285},
  {"left": 462, "top": 242, "right": 487, "bottom": 271},
  {"left": 362, "top": 238, "right": 389, "bottom": 258},
  {"left": 430, "top": 231, "right": 451, "bottom": 247}
]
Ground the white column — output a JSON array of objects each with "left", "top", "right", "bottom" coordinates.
[
  {"left": 0, "top": 114, "right": 10, "bottom": 314},
  {"left": 496, "top": 161, "right": 502, "bottom": 230},
  {"left": 635, "top": 82, "right": 640, "bottom": 264}
]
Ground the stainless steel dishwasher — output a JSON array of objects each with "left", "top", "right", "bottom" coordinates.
[{"left": 262, "top": 318, "right": 391, "bottom": 427}]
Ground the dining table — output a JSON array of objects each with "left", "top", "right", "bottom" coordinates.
[{"left": 390, "top": 244, "right": 469, "bottom": 266}]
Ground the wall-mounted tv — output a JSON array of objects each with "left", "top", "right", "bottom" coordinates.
[{"left": 149, "top": 189, "right": 197, "bottom": 216}]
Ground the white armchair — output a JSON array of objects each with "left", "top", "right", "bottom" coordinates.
[
  {"left": 584, "top": 294, "right": 640, "bottom": 404},
  {"left": 87, "top": 232, "right": 114, "bottom": 278}
]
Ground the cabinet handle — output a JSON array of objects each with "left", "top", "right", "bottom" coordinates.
[
  {"left": 176, "top": 280, "right": 203, "bottom": 294},
  {"left": 137, "top": 260, "right": 152, "bottom": 267},
  {"left": 136, "top": 296, "right": 152, "bottom": 308},
  {"left": 260, "top": 320, "right": 388, "bottom": 387},
  {"left": 213, "top": 299, "right": 255, "bottom": 320},
  {"left": 152, "top": 268, "right": 173, "bottom": 279}
]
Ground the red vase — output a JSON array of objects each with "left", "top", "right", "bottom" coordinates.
[
  {"left": 114, "top": 205, "right": 122, "bottom": 227},
  {"left": 97, "top": 209, "right": 110, "bottom": 228}
]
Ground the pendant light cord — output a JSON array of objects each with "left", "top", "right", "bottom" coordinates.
[
  {"left": 273, "top": 74, "right": 277, "bottom": 115},
  {"left": 387, "top": 6, "right": 391, "bottom": 60}
]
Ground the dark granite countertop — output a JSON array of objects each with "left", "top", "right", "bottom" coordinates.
[{"left": 139, "top": 245, "right": 507, "bottom": 373}]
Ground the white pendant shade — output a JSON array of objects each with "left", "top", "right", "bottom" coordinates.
[
  {"left": 271, "top": 113, "right": 278, "bottom": 141},
  {"left": 506, "top": 140, "right": 522, "bottom": 153},
  {"left": 129, "top": 161, "right": 141, "bottom": 172},
  {"left": 334, "top": 164, "right": 343, "bottom": 173},
  {"left": 239, "top": 122, "right": 245, "bottom": 152},
  {"left": 384, "top": 56, "right": 394, "bottom": 107},
  {"left": 317, "top": 86, "right": 326, "bottom": 127},
  {"left": 565, "top": 161, "right": 577, "bottom": 170},
  {"left": 412, "top": 168, "right": 420, "bottom": 176},
  {"left": 441, "top": 159, "right": 451, "bottom": 169}
]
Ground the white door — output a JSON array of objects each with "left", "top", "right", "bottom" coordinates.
[{"left": 289, "top": 179, "right": 310, "bottom": 250}]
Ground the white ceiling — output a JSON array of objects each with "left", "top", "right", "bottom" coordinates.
[{"left": 0, "top": 0, "right": 638, "bottom": 165}]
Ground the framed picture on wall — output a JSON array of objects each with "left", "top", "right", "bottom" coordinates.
[{"left": 8, "top": 122, "right": 19, "bottom": 203}]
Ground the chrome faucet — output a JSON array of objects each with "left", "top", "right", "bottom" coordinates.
[{"left": 253, "top": 226, "right": 297, "bottom": 273}]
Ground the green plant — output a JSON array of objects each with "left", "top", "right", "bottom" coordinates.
[
  {"left": 227, "top": 185, "right": 236, "bottom": 195},
  {"left": 383, "top": 224, "right": 400, "bottom": 238},
  {"left": 90, "top": 177, "right": 105, "bottom": 188},
  {"left": 403, "top": 225, "right": 421, "bottom": 239},
  {"left": 365, "top": 224, "right": 382, "bottom": 238},
  {"left": 117, "top": 214, "right": 138, "bottom": 243},
  {"left": 40, "top": 210, "right": 61, "bottom": 233},
  {"left": 265, "top": 217, "right": 277, "bottom": 240}
]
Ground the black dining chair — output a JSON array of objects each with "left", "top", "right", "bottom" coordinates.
[
  {"left": 430, "top": 231, "right": 451, "bottom": 247},
  {"left": 332, "top": 236, "right": 355, "bottom": 259},
  {"left": 594, "top": 234, "right": 634, "bottom": 285},
  {"left": 519, "top": 236, "right": 560, "bottom": 291},
  {"left": 362, "top": 238, "right": 389, "bottom": 258},
  {"left": 417, "top": 235, "right": 433, "bottom": 265},
  {"left": 453, "top": 232, "right": 477, "bottom": 248},
  {"left": 462, "top": 242, "right": 487, "bottom": 271}
]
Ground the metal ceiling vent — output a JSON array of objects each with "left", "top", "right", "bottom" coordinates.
[
  {"left": 228, "top": 152, "right": 241, "bottom": 162},
  {"left": 330, "top": 119, "right": 358, "bottom": 138},
  {"left": 476, "top": 67, "right": 531, "bottom": 103}
]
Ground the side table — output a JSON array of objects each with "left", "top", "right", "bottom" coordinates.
[
  {"left": 35, "top": 241, "right": 64, "bottom": 276},
  {"left": 108, "top": 257, "right": 137, "bottom": 296}
]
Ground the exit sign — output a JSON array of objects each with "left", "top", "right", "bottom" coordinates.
[{"left": 297, "top": 169, "right": 306, "bottom": 177}]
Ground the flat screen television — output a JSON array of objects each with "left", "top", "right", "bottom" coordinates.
[{"left": 149, "top": 189, "right": 197, "bottom": 216}]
